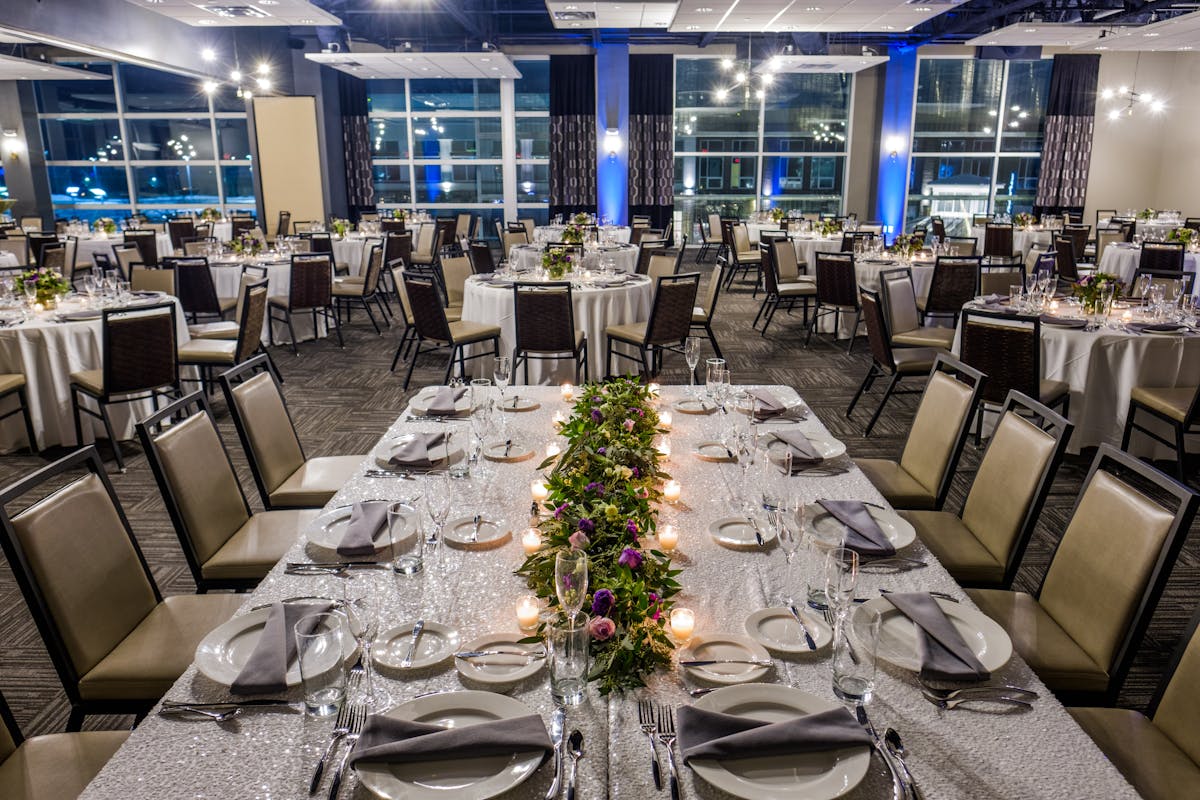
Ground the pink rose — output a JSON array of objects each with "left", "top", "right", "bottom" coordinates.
[
  {"left": 622, "top": 418, "right": 635, "bottom": 432},
  {"left": 589, "top": 616, "right": 616, "bottom": 641},
  {"left": 568, "top": 530, "right": 590, "bottom": 550}
]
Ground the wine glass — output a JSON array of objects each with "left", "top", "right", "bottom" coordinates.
[
  {"left": 555, "top": 551, "right": 588, "bottom": 621},
  {"left": 493, "top": 356, "right": 511, "bottom": 404},
  {"left": 1025, "top": 271, "right": 1039, "bottom": 298},
  {"left": 1137, "top": 274, "right": 1153, "bottom": 307},
  {"left": 775, "top": 502, "right": 803, "bottom": 608},
  {"left": 735, "top": 429, "right": 758, "bottom": 514},
  {"left": 1171, "top": 279, "right": 1185, "bottom": 311},
  {"left": 341, "top": 575, "right": 390, "bottom": 712},
  {"left": 684, "top": 336, "right": 701, "bottom": 396},
  {"left": 823, "top": 547, "right": 859, "bottom": 621},
  {"left": 423, "top": 471, "right": 451, "bottom": 546}
]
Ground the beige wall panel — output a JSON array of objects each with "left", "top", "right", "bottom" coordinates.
[{"left": 252, "top": 96, "right": 326, "bottom": 238}]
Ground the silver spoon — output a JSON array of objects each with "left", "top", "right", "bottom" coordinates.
[
  {"left": 566, "top": 729, "right": 584, "bottom": 800},
  {"left": 884, "top": 728, "right": 924, "bottom": 800}
]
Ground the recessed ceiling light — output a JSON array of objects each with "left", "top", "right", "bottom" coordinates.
[
  {"left": 805, "top": 6, "right": 821, "bottom": 11},
  {"left": 197, "top": 19, "right": 215, "bottom": 25},
  {"left": 565, "top": 4, "right": 578, "bottom": 8},
  {"left": 881, "top": 25, "right": 895, "bottom": 30},
  {"left": 480, "top": 57, "right": 490, "bottom": 61},
  {"left": 298, "top": 18, "right": 316, "bottom": 23},
  {"left": 1024, "top": 28, "right": 1037, "bottom": 33},
  {"left": 258, "top": 0, "right": 278, "bottom": 5},
  {"left": 695, "top": 7, "right": 713, "bottom": 12},
  {"left": 685, "top": 24, "right": 699, "bottom": 30},
  {"left": 570, "top": 22, "right": 581, "bottom": 27}
]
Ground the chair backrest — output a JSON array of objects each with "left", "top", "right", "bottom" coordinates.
[
  {"left": 0, "top": 447, "right": 161, "bottom": 700},
  {"left": 101, "top": 302, "right": 179, "bottom": 397},
  {"left": 1063, "top": 224, "right": 1090, "bottom": 257},
  {"left": 468, "top": 241, "right": 495, "bottom": 274},
  {"left": 130, "top": 266, "right": 175, "bottom": 295},
  {"left": 1024, "top": 243, "right": 1048, "bottom": 275},
  {"left": 389, "top": 266, "right": 413, "bottom": 324},
  {"left": 925, "top": 256, "right": 981, "bottom": 314},
  {"left": 1095, "top": 229, "right": 1122, "bottom": 264},
  {"left": 0, "top": 688, "right": 20, "bottom": 758},
  {"left": 631, "top": 227, "right": 664, "bottom": 246},
  {"left": 219, "top": 355, "right": 307, "bottom": 500},
  {"left": 706, "top": 213, "right": 722, "bottom": 240},
  {"left": 930, "top": 217, "right": 947, "bottom": 240},
  {"left": 40, "top": 242, "right": 66, "bottom": 272},
  {"left": 27, "top": 232, "right": 58, "bottom": 267},
  {"left": 455, "top": 213, "right": 472, "bottom": 239},
  {"left": 878, "top": 268, "right": 922, "bottom": 335},
  {"left": 519, "top": 218, "right": 535, "bottom": 241},
  {"left": 758, "top": 241, "right": 780, "bottom": 296},
  {"left": 983, "top": 223, "right": 1014, "bottom": 258},
  {"left": 380, "top": 217, "right": 406, "bottom": 234},
  {"left": 288, "top": 254, "right": 333, "bottom": 308},
  {"left": 944, "top": 236, "right": 977, "bottom": 257},
  {"left": 898, "top": 355, "right": 987, "bottom": 509},
  {"left": 182, "top": 238, "right": 215, "bottom": 256},
  {"left": 359, "top": 244, "right": 384, "bottom": 295},
  {"left": 502, "top": 230, "right": 529, "bottom": 257},
  {"left": 167, "top": 218, "right": 196, "bottom": 251},
  {"left": 234, "top": 279, "right": 269, "bottom": 363},
  {"left": 1149, "top": 600, "right": 1200, "bottom": 765},
  {"left": 404, "top": 274, "right": 453, "bottom": 342},
  {"left": 978, "top": 264, "right": 1025, "bottom": 297},
  {"left": 860, "top": 290, "right": 897, "bottom": 373},
  {"left": 435, "top": 218, "right": 457, "bottom": 249},
  {"left": 1054, "top": 236, "right": 1079, "bottom": 281},
  {"left": 413, "top": 224, "right": 437, "bottom": 260},
  {"left": 1037, "top": 445, "right": 1199, "bottom": 701},
  {"left": 301, "top": 232, "right": 330, "bottom": 255},
  {"left": 973, "top": 214, "right": 992, "bottom": 227},
  {"left": 169, "top": 256, "right": 221, "bottom": 316},
  {"left": 1095, "top": 209, "right": 1117, "bottom": 231},
  {"left": 514, "top": 281, "right": 576, "bottom": 353},
  {"left": 635, "top": 238, "right": 668, "bottom": 275},
  {"left": 383, "top": 232, "right": 412, "bottom": 267},
  {"left": 273, "top": 211, "right": 290, "bottom": 239},
  {"left": 772, "top": 238, "right": 801, "bottom": 280},
  {"left": 1183, "top": 217, "right": 1200, "bottom": 233},
  {"left": 19, "top": 215, "right": 43, "bottom": 231},
  {"left": 644, "top": 272, "right": 700, "bottom": 346},
  {"left": 0, "top": 237, "right": 26, "bottom": 265},
  {"left": 293, "top": 220, "right": 319, "bottom": 235},
  {"left": 960, "top": 391, "right": 1074, "bottom": 587},
  {"left": 646, "top": 250, "right": 681, "bottom": 283},
  {"left": 110, "top": 243, "right": 143, "bottom": 281},
  {"left": 814, "top": 252, "right": 857, "bottom": 307},
  {"left": 731, "top": 225, "right": 753, "bottom": 256},
  {"left": 700, "top": 261, "right": 724, "bottom": 319},
  {"left": 136, "top": 392, "right": 251, "bottom": 582},
  {"left": 1138, "top": 241, "right": 1185, "bottom": 274},
  {"left": 440, "top": 255, "right": 473, "bottom": 306},
  {"left": 960, "top": 310, "right": 1040, "bottom": 406},
  {"left": 231, "top": 217, "right": 256, "bottom": 238},
  {"left": 124, "top": 229, "right": 158, "bottom": 267}
]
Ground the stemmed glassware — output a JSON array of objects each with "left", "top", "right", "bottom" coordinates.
[
  {"left": 493, "top": 356, "right": 511, "bottom": 404},
  {"left": 555, "top": 551, "right": 588, "bottom": 622},
  {"left": 704, "top": 357, "right": 726, "bottom": 401},
  {"left": 823, "top": 547, "right": 860, "bottom": 621},
  {"left": 774, "top": 500, "right": 803, "bottom": 607},
  {"left": 341, "top": 575, "right": 390, "bottom": 712},
  {"left": 1136, "top": 274, "right": 1153, "bottom": 308},
  {"left": 684, "top": 336, "right": 701, "bottom": 396},
  {"left": 423, "top": 471, "right": 451, "bottom": 547},
  {"left": 734, "top": 428, "right": 758, "bottom": 514}
]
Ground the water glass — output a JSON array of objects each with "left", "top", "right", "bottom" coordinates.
[
  {"left": 469, "top": 378, "right": 492, "bottom": 413},
  {"left": 388, "top": 501, "right": 423, "bottom": 575},
  {"left": 832, "top": 609, "right": 880, "bottom": 705},
  {"left": 555, "top": 551, "right": 588, "bottom": 620},
  {"left": 823, "top": 547, "right": 859, "bottom": 619},
  {"left": 295, "top": 612, "right": 348, "bottom": 717},
  {"left": 704, "top": 357, "right": 727, "bottom": 399},
  {"left": 547, "top": 613, "right": 589, "bottom": 707}
]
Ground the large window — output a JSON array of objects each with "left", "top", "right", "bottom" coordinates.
[
  {"left": 905, "top": 57, "right": 1052, "bottom": 235},
  {"left": 674, "top": 58, "right": 852, "bottom": 239},
  {"left": 36, "top": 60, "right": 252, "bottom": 223}
]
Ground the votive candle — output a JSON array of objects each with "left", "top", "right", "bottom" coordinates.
[
  {"left": 658, "top": 524, "right": 679, "bottom": 552},
  {"left": 546, "top": 442, "right": 562, "bottom": 459},
  {"left": 646, "top": 382, "right": 661, "bottom": 401},
  {"left": 663, "top": 480, "right": 681, "bottom": 504},
  {"left": 659, "top": 411, "right": 673, "bottom": 430},
  {"left": 1122, "top": 309, "right": 1133, "bottom": 322},
  {"left": 655, "top": 435, "right": 672, "bottom": 459},
  {"left": 552, "top": 410, "right": 567, "bottom": 428},
  {"left": 1049, "top": 300, "right": 1060, "bottom": 314},
  {"left": 531, "top": 479, "right": 549, "bottom": 503},
  {"left": 517, "top": 596, "right": 540, "bottom": 630},
  {"left": 670, "top": 608, "right": 695, "bottom": 641},
  {"left": 521, "top": 528, "right": 542, "bottom": 555},
  {"left": 561, "top": 383, "right": 574, "bottom": 401}
]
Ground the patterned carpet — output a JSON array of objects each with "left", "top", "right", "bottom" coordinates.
[{"left": 0, "top": 259, "right": 1196, "bottom": 737}]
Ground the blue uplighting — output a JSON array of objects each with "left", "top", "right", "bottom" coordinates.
[{"left": 875, "top": 45, "right": 917, "bottom": 244}]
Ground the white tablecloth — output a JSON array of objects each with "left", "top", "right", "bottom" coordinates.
[
  {"left": 969, "top": 226, "right": 1053, "bottom": 259},
  {"left": 0, "top": 295, "right": 190, "bottom": 452},
  {"left": 73, "top": 233, "right": 174, "bottom": 265},
  {"left": 209, "top": 259, "right": 328, "bottom": 345},
  {"left": 534, "top": 224, "right": 630, "bottom": 245},
  {"left": 1097, "top": 244, "right": 1199, "bottom": 296},
  {"left": 508, "top": 244, "right": 638, "bottom": 274},
  {"left": 331, "top": 236, "right": 379, "bottom": 274},
  {"left": 461, "top": 274, "right": 652, "bottom": 383},
  {"left": 78, "top": 384, "right": 1138, "bottom": 800},
  {"left": 0, "top": 252, "right": 17, "bottom": 270}
]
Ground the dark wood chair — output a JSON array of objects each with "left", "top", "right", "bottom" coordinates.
[{"left": 512, "top": 282, "right": 588, "bottom": 384}]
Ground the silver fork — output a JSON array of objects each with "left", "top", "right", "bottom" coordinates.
[
  {"left": 309, "top": 670, "right": 363, "bottom": 793},
  {"left": 657, "top": 704, "right": 681, "bottom": 800},
  {"left": 922, "top": 692, "right": 1032, "bottom": 711},
  {"left": 637, "top": 700, "right": 662, "bottom": 791},
  {"left": 327, "top": 699, "right": 366, "bottom": 799}
]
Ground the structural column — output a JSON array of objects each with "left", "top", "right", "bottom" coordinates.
[
  {"left": 874, "top": 45, "right": 917, "bottom": 241},
  {"left": 595, "top": 41, "right": 629, "bottom": 226}
]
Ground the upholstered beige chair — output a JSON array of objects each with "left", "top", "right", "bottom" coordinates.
[
  {"left": 333, "top": 244, "right": 388, "bottom": 334},
  {"left": 0, "top": 447, "right": 244, "bottom": 729},
  {"left": 500, "top": 230, "right": 528, "bottom": 261},
  {"left": 129, "top": 266, "right": 175, "bottom": 296},
  {"left": 606, "top": 273, "right": 701, "bottom": 378},
  {"left": 1122, "top": 383, "right": 1199, "bottom": 483},
  {"left": 137, "top": 392, "right": 320, "bottom": 591},
  {"left": 722, "top": 224, "right": 762, "bottom": 292},
  {"left": 440, "top": 254, "right": 473, "bottom": 312},
  {"left": 696, "top": 212, "right": 723, "bottom": 263},
  {"left": 967, "top": 445, "right": 1198, "bottom": 705},
  {"left": 689, "top": 262, "right": 725, "bottom": 360},
  {"left": 978, "top": 264, "right": 1025, "bottom": 297},
  {"left": 900, "top": 391, "right": 1072, "bottom": 587},
  {"left": 854, "top": 355, "right": 985, "bottom": 510},
  {"left": 178, "top": 279, "right": 269, "bottom": 394},
  {"left": 388, "top": 266, "right": 460, "bottom": 373},
  {"left": 219, "top": 355, "right": 364, "bottom": 509},
  {"left": 1069, "top": 602, "right": 1200, "bottom": 800},
  {"left": 754, "top": 239, "right": 815, "bottom": 335},
  {"left": 0, "top": 688, "right": 129, "bottom": 800},
  {"left": 878, "top": 268, "right": 955, "bottom": 350}
]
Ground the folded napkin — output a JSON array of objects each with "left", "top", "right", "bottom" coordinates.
[
  {"left": 677, "top": 705, "right": 870, "bottom": 765},
  {"left": 882, "top": 593, "right": 990, "bottom": 683},
  {"left": 1126, "top": 322, "right": 1183, "bottom": 333},
  {"left": 815, "top": 500, "right": 895, "bottom": 558},
  {"left": 388, "top": 432, "right": 448, "bottom": 469},
  {"left": 749, "top": 390, "right": 802, "bottom": 421},
  {"left": 231, "top": 602, "right": 333, "bottom": 695},
  {"left": 336, "top": 502, "right": 390, "bottom": 558},
  {"left": 427, "top": 387, "right": 468, "bottom": 416},
  {"left": 58, "top": 310, "right": 102, "bottom": 321},
  {"left": 348, "top": 714, "right": 553, "bottom": 767},
  {"left": 772, "top": 431, "right": 822, "bottom": 467},
  {"left": 1039, "top": 315, "right": 1087, "bottom": 328}
]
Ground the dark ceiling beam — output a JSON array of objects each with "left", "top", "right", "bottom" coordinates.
[
  {"left": 915, "top": 0, "right": 1045, "bottom": 43},
  {"left": 1099, "top": 0, "right": 1191, "bottom": 24},
  {"left": 428, "top": 0, "right": 488, "bottom": 40}
]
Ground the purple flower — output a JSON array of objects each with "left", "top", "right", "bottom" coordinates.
[
  {"left": 553, "top": 502, "right": 569, "bottom": 519},
  {"left": 589, "top": 616, "right": 616, "bottom": 641},
  {"left": 591, "top": 588, "right": 615, "bottom": 616},
  {"left": 631, "top": 467, "right": 640, "bottom": 478},
  {"left": 625, "top": 520, "right": 638, "bottom": 536},
  {"left": 578, "top": 517, "right": 595, "bottom": 533},
  {"left": 585, "top": 481, "right": 606, "bottom": 495},
  {"left": 591, "top": 408, "right": 603, "bottom": 423},
  {"left": 618, "top": 548, "right": 643, "bottom": 570},
  {"left": 647, "top": 592, "right": 661, "bottom": 620},
  {"left": 597, "top": 447, "right": 606, "bottom": 455},
  {"left": 623, "top": 418, "right": 635, "bottom": 432},
  {"left": 569, "top": 530, "right": 590, "bottom": 550},
  {"left": 633, "top": 407, "right": 645, "bottom": 417}
]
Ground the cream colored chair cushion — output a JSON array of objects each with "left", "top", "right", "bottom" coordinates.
[
  {"left": 269, "top": 455, "right": 364, "bottom": 508},
  {"left": 78, "top": 593, "right": 244, "bottom": 700},
  {"left": 1155, "top": 616, "right": 1200, "bottom": 766},
  {"left": 1131, "top": 386, "right": 1196, "bottom": 423},
  {"left": 332, "top": 281, "right": 366, "bottom": 298},
  {"left": 900, "top": 511, "right": 1005, "bottom": 585},
  {"left": 606, "top": 322, "right": 647, "bottom": 345},
  {"left": 177, "top": 339, "right": 237, "bottom": 364},
  {"left": 778, "top": 282, "right": 817, "bottom": 297},
  {"left": 188, "top": 321, "right": 239, "bottom": 340},
  {"left": 891, "top": 327, "right": 955, "bottom": 350},
  {"left": 1040, "top": 379, "right": 1069, "bottom": 404},
  {"left": 893, "top": 349, "right": 939, "bottom": 375},
  {"left": 1068, "top": 707, "right": 1200, "bottom": 800},
  {"left": 0, "top": 374, "right": 26, "bottom": 394},
  {"left": 204, "top": 509, "right": 320, "bottom": 581},
  {"left": 0, "top": 730, "right": 130, "bottom": 800},
  {"left": 231, "top": 373, "right": 306, "bottom": 494},
  {"left": 69, "top": 369, "right": 105, "bottom": 395},
  {"left": 852, "top": 458, "right": 936, "bottom": 510},
  {"left": 447, "top": 320, "right": 501, "bottom": 346}
]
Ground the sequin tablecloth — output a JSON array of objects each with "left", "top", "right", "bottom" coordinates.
[{"left": 80, "top": 386, "right": 1137, "bottom": 799}]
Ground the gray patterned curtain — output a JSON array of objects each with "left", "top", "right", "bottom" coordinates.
[
  {"left": 338, "top": 72, "right": 375, "bottom": 219},
  {"left": 549, "top": 55, "right": 597, "bottom": 219},
  {"left": 1034, "top": 54, "right": 1100, "bottom": 217},
  {"left": 627, "top": 54, "right": 674, "bottom": 230}
]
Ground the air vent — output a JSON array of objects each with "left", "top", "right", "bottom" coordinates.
[
  {"left": 200, "top": 5, "right": 271, "bottom": 18},
  {"left": 905, "top": 0, "right": 957, "bottom": 5},
  {"left": 553, "top": 10, "right": 597, "bottom": 20}
]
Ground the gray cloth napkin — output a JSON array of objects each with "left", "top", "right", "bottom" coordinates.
[
  {"left": 1039, "top": 314, "right": 1087, "bottom": 328},
  {"left": 678, "top": 705, "right": 870, "bottom": 764},
  {"left": 883, "top": 592, "right": 990, "bottom": 683},
  {"left": 749, "top": 389, "right": 795, "bottom": 421},
  {"left": 772, "top": 431, "right": 822, "bottom": 467},
  {"left": 388, "top": 432, "right": 448, "bottom": 469},
  {"left": 1127, "top": 322, "right": 1183, "bottom": 333},
  {"left": 348, "top": 714, "right": 553, "bottom": 767},
  {"left": 58, "top": 310, "right": 102, "bottom": 321},
  {"left": 815, "top": 499, "right": 895, "bottom": 558},
  {"left": 428, "top": 387, "right": 468, "bottom": 416},
  {"left": 231, "top": 602, "right": 333, "bottom": 695},
  {"left": 336, "top": 502, "right": 389, "bottom": 558}
]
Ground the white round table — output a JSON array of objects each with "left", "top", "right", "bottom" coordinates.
[
  {"left": 72, "top": 232, "right": 174, "bottom": 265},
  {"left": 788, "top": 235, "right": 843, "bottom": 269},
  {"left": 209, "top": 258, "right": 328, "bottom": 344},
  {"left": 1097, "top": 244, "right": 1199, "bottom": 296},
  {"left": 970, "top": 226, "right": 1053, "bottom": 259},
  {"left": 460, "top": 273, "right": 653, "bottom": 383},
  {"left": 331, "top": 235, "right": 380, "bottom": 275},
  {"left": 508, "top": 244, "right": 638, "bottom": 274},
  {"left": 805, "top": 255, "right": 935, "bottom": 339},
  {"left": 533, "top": 225, "right": 631, "bottom": 245},
  {"left": 0, "top": 294, "right": 190, "bottom": 453}
]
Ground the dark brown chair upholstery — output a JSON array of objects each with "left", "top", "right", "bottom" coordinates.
[
  {"left": 123, "top": 229, "right": 159, "bottom": 267},
  {"left": 400, "top": 275, "right": 501, "bottom": 389},
  {"left": 26, "top": 233, "right": 57, "bottom": 267},
  {"left": 1138, "top": 241, "right": 1185, "bottom": 275},
  {"left": 805, "top": 252, "right": 862, "bottom": 352},
  {"left": 512, "top": 282, "right": 588, "bottom": 384},
  {"left": 921, "top": 255, "right": 981, "bottom": 323},
  {"left": 468, "top": 240, "right": 495, "bottom": 274},
  {"left": 380, "top": 217, "right": 406, "bottom": 234},
  {"left": 689, "top": 262, "right": 725, "bottom": 360},
  {"left": 178, "top": 278, "right": 270, "bottom": 393},
  {"left": 983, "top": 223, "right": 1019, "bottom": 266},
  {"left": 267, "top": 253, "right": 343, "bottom": 354},
  {"left": 168, "top": 256, "right": 236, "bottom": 323},
  {"left": 167, "top": 218, "right": 196, "bottom": 253},
  {"left": 753, "top": 239, "right": 815, "bottom": 335},
  {"left": 606, "top": 273, "right": 701, "bottom": 378}
]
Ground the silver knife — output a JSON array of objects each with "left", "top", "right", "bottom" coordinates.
[
  {"left": 788, "top": 604, "right": 818, "bottom": 651},
  {"left": 746, "top": 516, "right": 765, "bottom": 546},
  {"left": 401, "top": 620, "right": 425, "bottom": 668},
  {"left": 545, "top": 707, "right": 565, "bottom": 800},
  {"left": 455, "top": 648, "right": 547, "bottom": 660},
  {"left": 503, "top": 439, "right": 513, "bottom": 457},
  {"left": 680, "top": 658, "right": 774, "bottom": 668},
  {"left": 856, "top": 704, "right": 912, "bottom": 800},
  {"left": 472, "top": 513, "right": 482, "bottom": 542}
]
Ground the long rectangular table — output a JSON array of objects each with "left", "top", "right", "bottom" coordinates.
[{"left": 79, "top": 385, "right": 1137, "bottom": 799}]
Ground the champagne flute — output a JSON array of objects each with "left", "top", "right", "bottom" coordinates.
[
  {"left": 775, "top": 502, "right": 802, "bottom": 609},
  {"left": 1137, "top": 274, "right": 1152, "bottom": 308},
  {"left": 424, "top": 471, "right": 451, "bottom": 546},
  {"left": 555, "top": 551, "right": 588, "bottom": 622},
  {"left": 493, "top": 356, "right": 511, "bottom": 404},
  {"left": 684, "top": 336, "right": 701, "bottom": 396},
  {"left": 735, "top": 429, "right": 758, "bottom": 515},
  {"left": 704, "top": 357, "right": 726, "bottom": 401},
  {"left": 823, "top": 547, "right": 859, "bottom": 622}
]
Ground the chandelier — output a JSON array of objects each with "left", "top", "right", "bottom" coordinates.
[{"left": 1099, "top": 54, "right": 1165, "bottom": 120}]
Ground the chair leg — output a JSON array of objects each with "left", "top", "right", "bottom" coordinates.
[
  {"left": 403, "top": 340, "right": 422, "bottom": 390},
  {"left": 640, "top": 347, "right": 652, "bottom": 379},
  {"left": 846, "top": 366, "right": 877, "bottom": 418},
  {"left": 865, "top": 373, "right": 902, "bottom": 437},
  {"left": 263, "top": 348, "right": 284, "bottom": 383},
  {"left": 444, "top": 347, "right": 457, "bottom": 385},
  {"left": 804, "top": 306, "right": 818, "bottom": 349},
  {"left": 285, "top": 312, "right": 298, "bottom": 356},
  {"left": 362, "top": 299, "right": 382, "bottom": 335},
  {"left": 1175, "top": 423, "right": 1187, "bottom": 482},
  {"left": 605, "top": 338, "right": 613, "bottom": 379},
  {"left": 329, "top": 306, "right": 344, "bottom": 348},
  {"left": 1120, "top": 403, "right": 1137, "bottom": 450},
  {"left": 66, "top": 706, "right": 86, "bottom": 733},
  {"left": 71, "top": 388, "right": 84, "bottom": 446},
  {"left": 706, "top": 324, "right": 723, "bottom": 360},
  {"left": 17, "top": 387, "right": 36, "bottom": 453},
  {"left": 97, "top": 402, "right": 124, "bottom": 472},
  {"left": 845, "top": 310, "right": 861, "bottom": 354}
]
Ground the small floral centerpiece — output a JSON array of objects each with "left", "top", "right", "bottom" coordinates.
[
  {"left": 16, "top": 267, "right": 70, "bottom": 308},
  {"left": 561, "top": 223, "right": 585, "bottom": 245},
  {"left": 769, "top": 207, "right": 786, "bottom": 224},
  {"left": 1013, "top": 212, "right": 1036, "bottom": 229},
  {"left": 200, "top": 207, "right": 222, "bottom": 222},
  {"left": 330, "top": 217, "right": 349, "bottom": 238},
  {"left": 231, "top": 233, "right": 262, "bottom": 257},
  {"left": 1072, "top": 272, "right": 1122, "bottom": 314},
  {"left": 516, "top": 378, "right": 680, "bottom": 694},
  {"left": 1168, "top": 227, "right": 1195, "bottom": 247},
  {"left": 542, "top": 247, "right": 573, "bottom": 280},
  {"left": 92, "top": 217, "right": 117, "bottom": 235},
  {"left": 391, "top": 208, "right": 406, "bottom": 220},
  {"left": 818, "top": 217, "right": 843, "bottom": 237},
  {"left": 572, "top": 212, "right": 591, "bottom": 225},
  {"left": 889, "top": 233, "right": 923, "bottom": 259},
  {"left": 1137, "top": 208, "right": 1156, "bottom": 220}
]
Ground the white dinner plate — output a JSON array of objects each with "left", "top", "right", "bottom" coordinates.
[
  {"left": 693, "top": 441, "right": 736, "bottom": 462},
  {"left": 765, "top": 434, "right": 847, "bottom": 463},
  {"left": 744, "top": 607, "right": 832, "bottom": 654},
  {"left": 804, "top": 502, "right": 916, "bottom": 551},
  {"left": 373, "top": 621, "right": 460, "bottom": 671},
  {"left": 410, "top": 388, "right": 471, "bottom": 416},
  {"left": 453, "top": 633, "right": 546, "bottom": 686},
  {"left": 355, "top": 691, "right": 544, "bottom": 800},
  {"left": 708, "top": 516, "right": 776, "bottom": 549},
  {"left": 497, "top": 395, "right": 540, "bottom": 412},
  {"left": 690, "top": 684, "right": 871, "bottom": 800},
  {"left": 681, "top": 633, "right": 773, "bottom": 685},
  {"left": 1144, "top": 325, "right": 1187, "bottom": 336},
  {"left": 674, "top": 398, "right": 718, "bottom": 415},
  {"left": 306, "top": 501, "right": 412, "bottom": 552},
  {"left": 442, "top": 516, "right": 510, "bottom": 549},
  {"left": 853, "top": 597, "right": 1013, "bottom": 674},
  {"left": 374, "top": 434, "right": 465, "bottom": 471},
  {"left": 194, "top": 606, "right": 357, "bottom": 688},
  {"left": 482, "top": 440, "right": 534, "bottom": 462}
]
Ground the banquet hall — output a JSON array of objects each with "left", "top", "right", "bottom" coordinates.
[{"left": 0, "top": 1, "right": 1198, "bottom": 799}]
